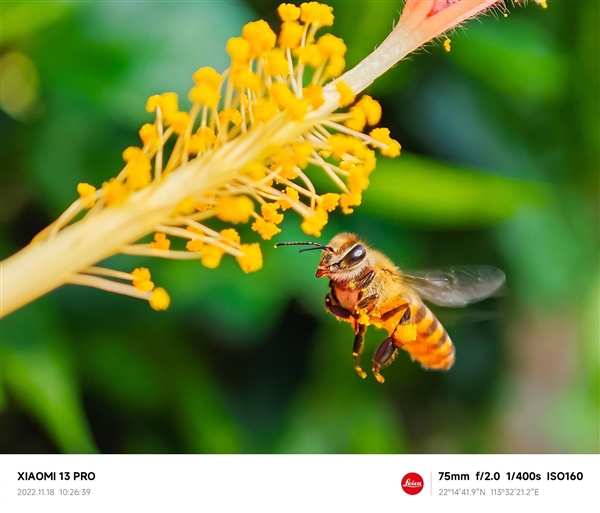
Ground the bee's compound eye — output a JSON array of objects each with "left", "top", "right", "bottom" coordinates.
[{"left": 345, "top": 245, "right": 366, "bottom": 266}]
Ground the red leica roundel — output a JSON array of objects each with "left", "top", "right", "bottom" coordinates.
[{"left": 401, "top": 472, "right": 424, "bottom": 495}]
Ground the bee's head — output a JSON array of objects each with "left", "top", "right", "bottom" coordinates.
[{"left": 275, "top": 232, "right": 369, "bottom": 282}]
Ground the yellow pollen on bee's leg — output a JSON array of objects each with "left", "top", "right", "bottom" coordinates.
[
  {"left": 373, "top": 371, "right": 385, "bottom": 384},
  {"left": 355, "top": 366, "right": 367, "bottom": 379},
  {"left": 352, "top": 352, "right": 367, "bottom": 379}
]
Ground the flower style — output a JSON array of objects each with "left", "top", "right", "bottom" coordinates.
[{"left": 0, "top": 1, "right": 546, "bottom": 317}]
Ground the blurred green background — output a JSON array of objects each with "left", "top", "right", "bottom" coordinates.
[{"left": 1, "top": 0, "right": 598, "bottom": 454}]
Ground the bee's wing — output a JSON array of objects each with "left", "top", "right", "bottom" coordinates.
[{"left": 399, "top": 266, "right": 506, "bottom": 308}]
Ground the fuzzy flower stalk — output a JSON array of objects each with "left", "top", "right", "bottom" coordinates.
[{"left": 0, "top": 1, "right": 545, "bottom": 317}]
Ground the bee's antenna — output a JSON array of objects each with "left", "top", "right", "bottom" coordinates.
[{"left": 275, "top": 241, "right": 333, "bottom": 253}]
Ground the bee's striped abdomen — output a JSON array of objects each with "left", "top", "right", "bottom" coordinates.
[{"left": 403, "top": 301, "right": 455, "bottom": 370}]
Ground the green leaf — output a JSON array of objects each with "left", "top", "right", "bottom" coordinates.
[
  {"left": 449, "top": 17, "right": 567, "bottom": 100},
  {"left": 0, "top": 3, "right": 71, "bottom": 45},
  {"left": 1, "top": 301, "right": 98, "bottom": 453},
  {"left": 277, "top": 324, "right": 406, "bottom": 453},
  {"left": 495, "top": 202, "right": 593, "bottom": 308},
  {"left": 147, "top": 335, "right": 242, "bottom": 453},
  {"left": 83, "top": 1, "right": 254, "bottom": 125},
  {"left": 360, "top": 153, "right": 547, "bottom": 226}
]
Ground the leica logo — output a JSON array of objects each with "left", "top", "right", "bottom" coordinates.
[{"left": 401, "top": 473, "right": 424, "bottom": 495}]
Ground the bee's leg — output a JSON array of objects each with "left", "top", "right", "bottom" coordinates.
[
  {"left": 372, "top": 337, "right": 397, "bottom": 384},
  {"left": 352, "top": 323, "right": 367, "bottom": 379},
  {"left": 355, "top": 294, "right": 379, "bottom": 317},
  {"left": 354, "top": 272, "right": 376, "bottom": 305},
  {"left": 380, "top": 302, "right": 410, "bottom": 322},
  {"left": 325, "top": 293, "right": 352, "bottom": 319},
  {"left": 353, "top": 293, "right": 379, "bottom": 334},
  {"left": 353, "top": 270, "right": 375, "bottom": 291},
  {"left": 325, "top": 280, "right": 353, "bottom": 319},
  {"left": 372, "top": 308, "right": 415, "bottom": 384}
]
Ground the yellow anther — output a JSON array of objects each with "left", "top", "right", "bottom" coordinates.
[
  {"left": 199, "top": 244, "right": 225, "bottom": 269},
  {"left": 324, "top": 54, "right": 345, "bottom": 78},
  {"left": 279, "top": 20, "right": 304, "bottom": 49},
  {"left": 319, "top": 193, "right": 340, "bottom": 212},
  {"left": 186, "top": 238, "right": 204, "bottom": 252},
  {"left": 226, "top": 37, "right": 253, "bottom": 62},
  {"left": 286, "top": 96, "right": 309, "bottom": 120},
  {"left": 122, "top": 146, "right": 152, "bottom": 190},
  {"left": 300, "top": 205, "right": 328, "bottom": 237},
  {"left": 335, "top": 80, "right": 355, "bottom": 107},
  {"left": 102, "top": 179, "right": 128, "bottom": 205},
  {"left": 220, "top": 228, "right": 241, "bottom": 245},
  {"left": 264, "top": 48, "right": 290, "bottom": 76},
  {"left": 219, "top": 108, "right": 243, "bottom": 126},
  {"left": 236, "top": 243, "right": 263, "bottom": 273},
  {"left": 269, "top": 83, "right": 308, "bottom": 120},
  {"left": 215, "top": 195, "right": 255, "bottom": 224},
  {"left": 344, "top": 107, "right": 366, "bottom": 132},
  {"left": 277, "top": 186, "right": 300, "bottom": 211},
  {"left": 355, "top": 95, "right": 382, "bottom": 125},
  {"left": 369, "top": 127, "right": 401, "bottom": 157},
  {"left": 348, "top": 166, "right": 370, "bottom": 194},
  {"left": 168, "top": 111, "right": 191, "bottom": 135},
  {"left": 290, "top": 141, "right": 313, "bottom": 168},
  {"left": 189, "top": 82, "right": 221, "bottom": 109},
  {"left": 150, "top": 232, "right": 171, "bottom": 251},
  {"left": 242, "top": 161, "right": 268, "bottom": 181},
  {"left": 176, "top": 197, "right": 196, "bottom": 215},
  {"left": 189, "top": 127, "right": 216, "bottom": 155},
  {"left": 270, "top": 148, "right": 298, "bottom": 180},
  {"left": 339, "top": 191, "right": 362, "bottom": 214},
  {"left": 242, "top": 19, "right": 277, "bottom": 57},
  {"left": 294, "top": 44, "right": 323, "bottom": 68},
  {"left": 277, "top": 3, "right": 301, "bottom": 22},
  {"left": 131, "top": 267, "right": 155, "bottom": 292},
  {"left": 328, "top": 133, "right": 366, "bottom": 159},
  {"left": 125, "top": 165, "right": 151, "bottom": 193},
  {"left": 261, "top": 203, "right": 284, "bottom": 224},
  {"left": 269, "top": 82, "right": 294, "bottom": 108},
  {"left": 77, "top": 182, "right": 96, "bottom": 208},
  {"left": 146, "top": 92, "right": 178, "bottom": 118},
  {"left": 149, "top": 287, "right": 170, "bottom": 311},
  {"left": 253, "top": 98, "right": 279, "bottom": 123},
  {"left": 193, "top": 67, "right": 222, "bottom": 87},
  {"left": 145, "top": 94, "right": 161, "bottom": 113},
  {"left": 251, "top": 217, "right": 282, "bottom": 240},
  {"left": 122, "top": 146, "right": 145, "bottom": 162},
  {"left": 303, "top": 84, "right": 325, "bottom": 109},
  {"left": 316, "top": 33, "right": 346, "bottom": 58},
  {"left": 300, "top": 2, "right": 334, "bottom": 27},
  {"left": 139, "top": 123, "right": 159, "bottom": 152}
]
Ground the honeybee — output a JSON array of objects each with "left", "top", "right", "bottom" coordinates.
[{"left": 276, "top": 233, "right": 505, "bottom": 383}]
